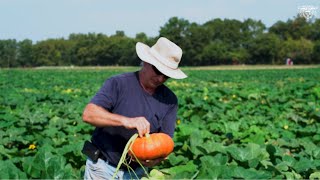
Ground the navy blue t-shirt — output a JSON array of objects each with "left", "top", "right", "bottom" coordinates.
[{"left": 89, "top": 71, "right": 177, "bottom": 166}]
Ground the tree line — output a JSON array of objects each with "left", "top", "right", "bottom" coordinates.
[{"left": 1, "top": 16, "right": 320, "bottom": 67}]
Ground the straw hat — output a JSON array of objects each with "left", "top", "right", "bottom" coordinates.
[{"left": 136, "top": 37, "right": 187, "bottom": 79}]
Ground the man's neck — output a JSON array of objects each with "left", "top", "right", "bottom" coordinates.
[{"left": 138, "top": 70, "right": 156, "bottom": 95}]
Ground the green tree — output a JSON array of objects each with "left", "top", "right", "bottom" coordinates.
[
  {"left": 279, "top": 38, "right": 314, "bottom": 64},
  {"left": 229, "top": 48, "right": 250, "bottom": 65},
  {"left": 159, "top": 17, "right": 193, "bottom": 66},
  {"left": 159, "top": 17, "right": 190, "bottom": 47},
  {"left": 269, "top": 21, "right": 291, "bottom": 40},
  {"left": 247, "top": 33, "right": 281, "bottom": 64},
  {"left": 69, "top": 33, "right": 103, "bottom": 66},
  {"left": 182, "top": 22, "right": 210, "bottom": 66},
  {"left": 242, "top": 19, "right": 266, "bottom": 38},
  {"left": 203, "top": 18, "right": 243, "bottom": 49},
  {"left": 0, "top": 39, "right": 18, "bottom": 67},
  {"left": 270, "top": 16, "right": 312, "bottom": 40},
  {"left": 241, "top": 18, "right": 266, "bottom": 48},
  {"left": 96, "top": 36, "right": 137, "bottom": 66},
  {"left": 114, "top": 31, "right": 125, "bottom": 37},
  {"left": 17, "top": 39, "right": 33, "bottom": 67},
  {"left": 312, "top": 40, "right": 320, "bottom": 63},
  {"left": 309, "top": 19, "right": 320, "bottom": 41},
  {"left": 135, "top": 32, "right": 148, "bottom": 42},
  {"left": 32, "top": 39, "right": 73, "bottom": 66},
  {"left": 200, "top": 41, "right": 231, "bottom": 65},
  {"left": 288, "top": 17, "right": 312, "bottom": 40}
]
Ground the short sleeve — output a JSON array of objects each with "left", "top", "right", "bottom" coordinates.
[{"left": 90, "top": 78, "right": 118, "bottom": 111}]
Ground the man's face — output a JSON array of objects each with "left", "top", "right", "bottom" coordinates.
[{"left": 146, "top": 64, "right": 169, "bottom": 88}]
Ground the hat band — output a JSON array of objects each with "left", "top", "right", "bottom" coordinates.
[{"left": 149, "top": 48, "right": 178, "bottom": 69}]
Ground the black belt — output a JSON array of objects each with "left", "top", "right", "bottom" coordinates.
[
  {"left": 98, "top": 153, "right": 107, "bottom": 161},
  {"left": 98, "top": 153, "right": 128, "bottom": 170}
]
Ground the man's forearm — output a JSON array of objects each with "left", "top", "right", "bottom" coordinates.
[{"left": 82, "top": 103, "right": 127, "bottom": 127}]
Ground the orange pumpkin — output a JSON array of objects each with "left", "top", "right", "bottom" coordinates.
[{"left": 129, "top": 133, "right": 174, "bottom": 160}]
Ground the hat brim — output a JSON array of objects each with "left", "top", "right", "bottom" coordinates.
[{"left": 136, "top": 42, "right": 187, "bottom": 79}]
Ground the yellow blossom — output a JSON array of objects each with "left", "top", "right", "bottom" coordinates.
[
  {"left": 62, "top": 88, "right": 72, "bottom": 94},
  {"left": 176, "top": 119, "right": 181, "bottom": 125},
  {"left": 283, "top": 125, "right": 289, "bottom": 130},
  {"left": 28, "top": 144, "right": 36, "bottom": 150}
]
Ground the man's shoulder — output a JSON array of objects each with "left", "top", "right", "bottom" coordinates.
[
  {"left": 158, "top": 84, "right": 178, "bottom": 104},
  {"left": 108, "top": 72, "right": 137, "bottom": 82},
  {"left": 111, "top": 71, "right": 136, "bottom": 79}
]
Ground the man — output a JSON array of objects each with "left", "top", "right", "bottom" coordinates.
[{"left": 82, "top": 37, "right": 187, "bottom": 179}]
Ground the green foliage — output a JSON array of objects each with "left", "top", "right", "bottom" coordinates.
[
  {"left": 1, "top": 16, "right": 320, "bottom": 67},
  {"left": 161, "top": 67, "right": 320, "bottom": 179},
  {"left": 22, "top": 144, "right": 78, "bottom": 179},
  {"left": 1, "top": 67, "right": 320, "bottom": 179}
]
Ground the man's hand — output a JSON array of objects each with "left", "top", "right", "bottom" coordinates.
[
  {"left": 123, "top": 117, "right": 150, "bottom": 137},
  {"left": 132, "top": 157, "right": 167, "bottom": 167},
  {"left": 83, "top": 104, "right": 150, "bottom": 137}
]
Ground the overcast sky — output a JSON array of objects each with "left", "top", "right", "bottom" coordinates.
[{"left": 0, "top": 0, "right": 319, "bottom": 42}]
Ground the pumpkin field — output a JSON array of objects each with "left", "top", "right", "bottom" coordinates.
[{"left": 1, "top": 66, "right": 320, "bottom": 179}]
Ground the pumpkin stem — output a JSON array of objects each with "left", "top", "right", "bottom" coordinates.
[
  {"left": 112, "top": 133, "right": 150, "bottom": 180},
  {"left": 128, "top": 149, "right": 150, "bottom": 178},
  {"left": 145, "top": 133, "right": 150, "bottom": 138},
  {"left": 112, "top": 133, "right": 138, "bottom": 180}
]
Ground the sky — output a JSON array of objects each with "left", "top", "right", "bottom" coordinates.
[{"left": 0, "top": 0, "right": 319, "bottom": 42}]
